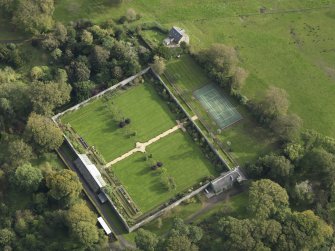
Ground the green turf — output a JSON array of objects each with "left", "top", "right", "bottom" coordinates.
[
  {"left": 164, "top": 55, "right": 275, "bottom": 164},
  {"left": 164, "top": 55, "right": 209, "bottom": 92},
  {"left": 61, "top": 82, "right": 177, "bottom": 162},
  {"left": 141, "top": 29, "right": 167, "bottom": 48},
  {"left": 194, "top": 192, "right": 249, "bottom": 223},
  {"left": 194, "top": 84, "right": 242, "bottom": 129},
  {"left": 111, "top": 130, "right": 217, "bottom": 212},
  {"left": 54, "top": 1, "right": 335, "bottom": 137}
]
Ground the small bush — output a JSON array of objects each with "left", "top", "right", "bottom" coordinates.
[{"left": 119, "top": 121, "right": 126, "bottom": 128}]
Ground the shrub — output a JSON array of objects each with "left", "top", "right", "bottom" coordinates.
[{"left": 119, "top": 121, "right": 126, "bottom": 128}]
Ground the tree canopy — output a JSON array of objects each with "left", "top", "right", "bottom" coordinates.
[
  {"left": 12, "top": 0, "right": 55, "bottom": 35},
  {"left": 25, "top": 113, "right": 64, "bottom": 152},
  {"left": 29, "top": 81, "right": 71, "bottom": 115},
  {"left": 13, "top": 163, "right": 43, "bottom": 192},
  {"left": 46, "top": 169, "right": 82, "bottom": 205},
  {"left": 248, "top": 179, "right": 289, "bottom": 219}
]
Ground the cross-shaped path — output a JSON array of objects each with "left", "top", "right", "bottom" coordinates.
[{"left": 105, "top": 115, "right": 198, "bottom": 168}]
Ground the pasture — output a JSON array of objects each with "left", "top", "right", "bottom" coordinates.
[
  {"left": 54, "top": 0, "right": 335, "bottom": 137},
  {"left": 61, "top": 81, "right": 176, "bottom": 162}
]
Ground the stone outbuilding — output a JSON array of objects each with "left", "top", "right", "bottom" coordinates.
[{"left": 163, "top": 26, "right": 190, "bottom": 46}]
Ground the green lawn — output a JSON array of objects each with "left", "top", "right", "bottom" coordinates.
[
  {"left": 141, "top": 29, "right": 167, "bottom": 48},
  {"left": 55, "top": 1, "right": 335, "bottom": 137},
  {"left": 165, "top": 55, "right": 275, "bottom": 164},
  {"left": 165, "top": 55, "right": 209, "bottom": 92},
  {"left": 194, "top": 192, "right": 249, "bottom": 223},
  {"left": 61, "top": 82, "right": 177, "bottom": 162},
  {"left": 111, "top": 130, "right": 217, "bottom": 212}
]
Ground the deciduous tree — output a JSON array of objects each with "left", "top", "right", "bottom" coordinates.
[
  {"left": 46, "top": 169, "right": 82, "bottom": 205},
  {"left": 135, "top": 229, "right": 158, "bottom": 251},
  {"left": 248, "top": 179, "right": 289, "bottom": 219},
  {"left": 151, "top": 56, "right": 166, "bottom": 75},
  {"left": 26, "top": 113, "right": 63, "bottom": 152},
  {"left": 13, "top": 163, "right": 43, "bottom": 192},
  {"left": 29, "top": 81, "right": 71, "bottom": 115},
  {"left": 12, "top": 0, "right": 55, "bottom": 35},
  {"left": 271, "top": 114, "right": 302, "bottom": 142},
  {"left": 6, "top": 139, "right": 33, "bottom": 167},
  {"left": 260, "top": 86, "right": 289, "bottom": 118}
]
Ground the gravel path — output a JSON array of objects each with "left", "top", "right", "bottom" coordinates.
[{"left": 105, "top": 116, "right": 198, "bottom": 168}]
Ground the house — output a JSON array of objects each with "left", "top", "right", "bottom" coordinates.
[
  {"left": 74, "top": 154, "right": 106, "bottom": 193},
  {"left": 208, "top": 167, "right": 246, "bottom": 195},
  {"left": 163, "top": 26, "right": 189, "bottom": 46}
]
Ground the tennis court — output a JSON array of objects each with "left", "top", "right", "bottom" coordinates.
[{"left": 194, "top": 84, "right": 242, "bottom": 129}]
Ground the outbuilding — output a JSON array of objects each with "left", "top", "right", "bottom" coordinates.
[
  {"left": 209, "top": 167, "right": 246, "bottom": 195},
  {"left": 163, "top": 26, "right": 190, "bottom": 46},
  {"left": 97, "top": 217, "right": 112, "bottom": 235},
  {"left": 74, "top": 154, "right": 106, "bottom": 193}
]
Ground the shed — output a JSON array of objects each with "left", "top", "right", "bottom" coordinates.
[{"left": 97, "top": 217, "right": 112, "bottom": 235}]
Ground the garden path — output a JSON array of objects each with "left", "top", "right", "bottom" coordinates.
[{"left": 105, "top": 115, "right": 198, "bottom": 168}]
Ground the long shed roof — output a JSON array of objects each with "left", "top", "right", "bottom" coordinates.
[{"left": 74, "top": 154, "right": 106, "bottom": 190}]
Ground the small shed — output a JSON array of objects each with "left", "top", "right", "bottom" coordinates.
[
  {"left": 97, "top": 217, "right": 112, "bottom": 235},
  {"left": 74, "top": 154, "right": 106, "bottom": 193}
]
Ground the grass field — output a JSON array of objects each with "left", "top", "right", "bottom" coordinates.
[
  {"left": 112, "top": 130, "right": 217, "bottom": 212},
  {"left": 54, "top": 0, "right": 335, "bottom": 137},
  {"left": 141, "top": 29, "right": 167, "bottom": 48},
  {"left": 164, "top": 55, "right": 276, "bottom": 164},
  {"left": 61, "top": 82, "right": 176, "bottom": 162}
]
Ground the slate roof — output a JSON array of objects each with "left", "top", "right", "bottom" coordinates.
[
  {"left": 168, "top": 26, "right": 185, "bottom": 43},
  {"left": 210, "top": 167, "right": 246, "bottom": 194}
]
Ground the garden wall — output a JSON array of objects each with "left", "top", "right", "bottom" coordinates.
[
  {"left": 52, "top": 67, "right": 150, "bottom": 121},
  {"left": 151, "top": 69, "right": 231, "bottom": 170}
]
